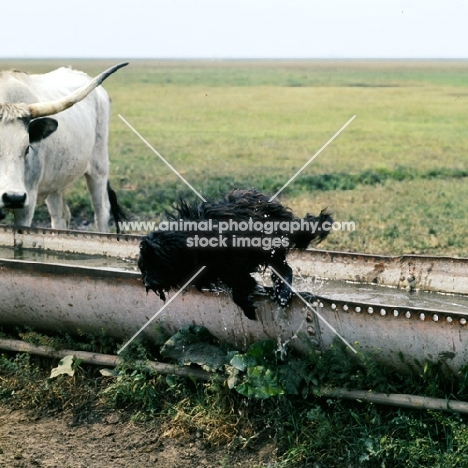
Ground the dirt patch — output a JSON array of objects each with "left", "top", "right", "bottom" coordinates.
[{"left": 0, "top": 406, "right": 277, "bottom": 468}]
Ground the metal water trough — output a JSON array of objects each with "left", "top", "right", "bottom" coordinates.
[{"left": 0, "top": 226, "right": 467, "bottom": 372}]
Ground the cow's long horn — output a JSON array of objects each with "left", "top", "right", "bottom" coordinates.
[{"left": 29, "top": 62, "right": 128, "bottom": 119}]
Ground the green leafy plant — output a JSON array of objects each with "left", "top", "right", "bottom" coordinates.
[
  {"left": 226, "top": 340, "right": 308, "bottom": 399},
  {"left": 160, "top": 325, "right": 236, "bottom": 372}
]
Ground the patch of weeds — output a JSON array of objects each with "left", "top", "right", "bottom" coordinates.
[
  {"left": 0, "top": 351, "right": 103, "bottom": 422},
  {"left": 4, "top": 328, "right": 468, "bottom": 466},
  {"left": 100, "top": 365, "right": 163, "bottom": 420},
  {"left": 159, "top": 379, "right": 254, "bottom": 446},
  {"left": 15, "top": 327, "right": 120, "bottom": 355},
  {"left": 0, "top": 353, "right": 42, "bottom": 402}
]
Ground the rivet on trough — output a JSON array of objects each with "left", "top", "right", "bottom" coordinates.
[
  {"left": 306, "top": 314, "right": 313, "bottom": 323},
  {"left": 461, "top": 318, "right": 467, "bottom": 326},
  {"left": 393, "top": 310, "right": 399, "bottom": 317},
  {"left": 312, "top": 301, "right": 318, "bottom": 307},
  {"left": 405, "top": 311, "right": 411, "bottom": 319},
  {"left": 331, "top": 303, "right": 337, "bottom": 310},
  {"left": 309, "top": 338, "right": 320, "bottom": 347},
  {"left": 380, "top": 308, "right": 386, "bottom": 316},
  {"left": 319, "top": 302, "right": 324, "bottom": 308},
  {"left": 355, "top": 306, "right": 362, "bottom": 313},
  {"left": 343, "top": 304, "right": 349, "bottom": 312},
  {"left": 307, "top": 326, "right": 316, "bottom": 335},
  {"left": 368, "top": 307, "right": 374, "bottom": 314},
  {"left": 446, "top": 316, "right": 453, "bottom": 323},
  {"left": 419, "top": 313, "right": 425, "bottom": 321},
  {"left": 433, "top": 314, "right": 439, "bottom": 322}
]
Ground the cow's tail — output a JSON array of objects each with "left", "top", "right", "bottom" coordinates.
[{"left": 107, "top": 182, "right": 127, "bottom": 234}]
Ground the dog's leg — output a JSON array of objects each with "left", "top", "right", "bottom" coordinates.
[
  {"left": 270, "top": 261, "right": 294, "bottom": 308},
  {"left": 230, "top": 274, "right": 259, "bottom": 320}
]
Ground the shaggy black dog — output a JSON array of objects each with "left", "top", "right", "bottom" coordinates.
[{"left": 138, "top": 189, "right": 332, "bottom": 320}]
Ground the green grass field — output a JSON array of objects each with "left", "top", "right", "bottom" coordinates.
[{"left": 3, "top": 59, "right": 468, "bottom": 255}]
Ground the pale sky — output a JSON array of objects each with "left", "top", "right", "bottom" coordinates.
[{"left": 1, "top": 0, "right": 467, "bottom": 59}]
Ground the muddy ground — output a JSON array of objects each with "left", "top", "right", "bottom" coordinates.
[{"left": 0, "top": 406, "right": 277, "bottom": 468}]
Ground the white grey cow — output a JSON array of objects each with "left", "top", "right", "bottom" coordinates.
[{"left": 0, "top": 62, "right": 127, "bottom": 232}]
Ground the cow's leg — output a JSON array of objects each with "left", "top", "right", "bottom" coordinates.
[
  {"left": 86, "top": 91, "right": 112, "bottom": 233},
  {"left": 46, "top": 192, "right": 70, "bottom": 230},
  {"left": 85, "top": 174, "right": 110, "bottom": 232},
  {"left": 13, "top": 190, "right": 37, "bottom": 227}
]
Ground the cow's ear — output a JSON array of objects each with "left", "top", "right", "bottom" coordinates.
[{"left": 28, "top": 118, "right": 58, "bottom": 143}]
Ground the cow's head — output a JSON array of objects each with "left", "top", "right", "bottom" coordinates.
[
  {"left": 0, "top": 62, "right": 128, "bottom": 211},
  {"left": 0, "top": 106, "right": 58, "bottom": 209}
]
